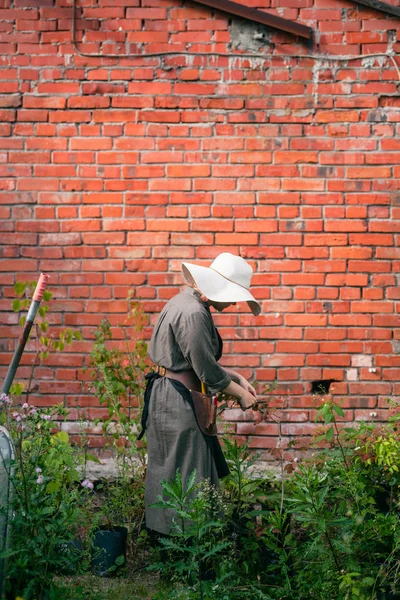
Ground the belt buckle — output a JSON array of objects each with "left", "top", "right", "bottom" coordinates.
[{"left": 157, "top": 365, "right": 166, "bottom": 376}]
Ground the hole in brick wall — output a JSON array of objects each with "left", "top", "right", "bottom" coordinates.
[
  {"left": 311, "top": 379, "right": 336, "bottom": 395},
  {"left": 229, "top": 18, "right": 272, "bottom": 52}
]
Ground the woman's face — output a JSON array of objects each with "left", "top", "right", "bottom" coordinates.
[
  {"left": 208, "top": 301, "right": 237, "bottom": 312},
  {"left": 191, "top": 285, "right": 236, "bottom": 312}
]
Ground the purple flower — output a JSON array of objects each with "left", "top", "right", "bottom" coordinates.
[
  {"left": 0, "top": 393, "right": 12, "bottom": 406},
  {"left": 22, "top": 403, "right": 29, "bottom": 410},
  {"left": 81, "top": 479, "right": 94, "bottom": 489},
  {"left": 35, "top": 467, "right": 42, "bottom": 474},
  {"left": 41, "top": 414, "right": 51, "bottom": 421},
  {"left": 36, "top": 475, "right": 44, "bottom": 484}
]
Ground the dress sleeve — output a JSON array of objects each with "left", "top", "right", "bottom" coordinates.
[{"left": 174, "top": 310, "right": 231, "bottom": 394}]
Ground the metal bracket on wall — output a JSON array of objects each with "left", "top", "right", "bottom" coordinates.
[
  {"left": 192, "top": 0, "right": 313, "bottom": 40},
  {"left": 348, "top": 0, "right": 400, "bottom": 18}
]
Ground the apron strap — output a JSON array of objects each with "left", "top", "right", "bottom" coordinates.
[{"left": 137, "top": 371, "right": 159, "bottom": 441}]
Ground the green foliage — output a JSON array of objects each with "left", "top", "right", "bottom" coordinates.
[
  {"left": 6, "top": 281, "right": 400, "bottom": 599},
  {"left": 150, "top": 470, "right": 236, "bottom": 600},
  {"left": 0, "top": 402, "right": 92, "bottom": 599},
  {"left": 147, "top": 396, "right": 400, "bottom": 600},
  {"left": 87, "top": 299, "right": 149, "bottom": 564},
  {"left": 88, "top": 302, "right": 147, "bottom": 464},
  {"left": 0, "top": 283, "right": 92, "bottom": 598},
  {"left": 12, "top": 279, "right": 81, "bottom": 361}
]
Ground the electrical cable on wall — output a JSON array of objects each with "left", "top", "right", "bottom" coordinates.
[{"left": 72, "top": 0, "right": 400, "bottom": 81}]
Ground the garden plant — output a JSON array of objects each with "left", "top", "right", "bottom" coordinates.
[{"left": 1, "top": 282, "right": 400, "bottom": 599}]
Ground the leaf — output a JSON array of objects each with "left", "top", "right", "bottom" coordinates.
[
  {"left": 86, "top": 452, "right": 102, "bottom": 464},
  {"left": 10, "top": 381, "right": 25, "bottom": 396},
  {"left": 0, "top": 548, "right": 21, "bottom": 559},
  {"left": 14, "top": 281, "right": 26, "bottom": 296},
  {"left": 12, "top": 299, "right": 21, "bottom": 312},
  {"left": 54, "top": 430, "right": 69, "bottom": 443},
  {"left": 46, "top": 480, "right": 61, "bottom": 494},
  {"left": 115, "top": 555, "right": 125, "bottom": 566},
  {"left": 41, "top": 506, "right": 55, "bottom": 516},
  {"left": 333, "top": 404, "right": 344, "bottom": 417},
  {"left": 326, "top": 426, "right": 334, "bottom": 442}
]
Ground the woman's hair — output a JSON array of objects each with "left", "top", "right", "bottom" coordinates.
[{"left": 188, "top": 281, "right": 208, "bottom": 303}]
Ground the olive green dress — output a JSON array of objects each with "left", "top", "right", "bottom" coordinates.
[{"left": 144, "top": 286, "right": 231, "bottom": 535}]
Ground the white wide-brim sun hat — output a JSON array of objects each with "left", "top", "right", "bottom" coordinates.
[{"left": 182, "top": 252, "right": 261, "bottom": 317}]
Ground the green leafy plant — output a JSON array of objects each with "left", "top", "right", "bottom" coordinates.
[
  {"left": 150, "top": 469, "right": 234, "bottom": 600},
  {"left": 87, "top": 299, "right": 149, "bottom": 562},
  {"left": 0, "top": 281, "right": 92, "bottom": 599},
  {"left": 0, "top": 399, "right": 93, "bottom": 599}
]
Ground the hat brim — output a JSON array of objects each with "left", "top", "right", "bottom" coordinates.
[{"left": 182, "top": 262, "right": 261, "bottom": 317}]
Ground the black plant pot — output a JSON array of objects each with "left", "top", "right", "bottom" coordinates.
[
  {"left": 91, "top": 526, "right": 128, "bottom": 576},
  {"left": 377, "top": 591, "right": 400, "bottom": 600}
]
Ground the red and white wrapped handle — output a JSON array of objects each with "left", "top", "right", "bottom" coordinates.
[{"left": 32, "top": 273, "right": 50, "bottom": 302}]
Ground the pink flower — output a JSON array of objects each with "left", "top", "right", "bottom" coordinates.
[
  {"left": 22, "top": 403, "right": 29, "bottom": 410},
  {"left": 81, "top": 479, "right": 94, "bottom": 489},
  {"left": 36, "top": 467, "right": 42, "bottom": 473},
  {"left": 0, "top": 393, "right": 12, "bottom": 406},
  {"left": 36, "top": 475, "right": 44, "bottom": 484}
]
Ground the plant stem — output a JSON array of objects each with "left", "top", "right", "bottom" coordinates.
[{"left": 334, "top": 421, "right": 350, "bottom": 472}]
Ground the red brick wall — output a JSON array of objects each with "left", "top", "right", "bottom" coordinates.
[{"left": 1, "top": 0, "right": 400, "bottom": 460}]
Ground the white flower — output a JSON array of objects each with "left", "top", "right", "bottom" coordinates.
[
  {"left": 35, "top": 467, "right": 42, "bottom": 474},
  {"left": 36, "top": 475, "right": 43, "bottom": 484},
  {"left": 41, "top": 414, "right": 51, "bottom": 421},
  {"left": 22, "top": 403, "right": 29, "bottom": 409}
]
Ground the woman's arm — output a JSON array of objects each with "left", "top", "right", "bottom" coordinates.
[
  {"left": 221, "top": 380, "right": 257, "bottom": 411},
  {"left": 223, "top": 368, "right": 257, "bottom": 400}
]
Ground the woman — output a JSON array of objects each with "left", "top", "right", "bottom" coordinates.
[{"left": 139, "top": 252, "right": 261, "bottom": 535}]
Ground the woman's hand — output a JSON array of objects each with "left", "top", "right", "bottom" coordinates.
[
  {"left": 238, "top": 375, "right": 257, "bottom": 400},
  {"left": 238, "top": 389, "right": 258, "bottom": 411},
  {"left": 224, "top": 368, "right": 258, "bottom": 400},
  {"left": 222, "top": 380, "right": 258, "bottom": 411}
]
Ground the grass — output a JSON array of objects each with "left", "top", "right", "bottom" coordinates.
[{"left": 55, "top": 572, "right": 168, "bottom": 600}]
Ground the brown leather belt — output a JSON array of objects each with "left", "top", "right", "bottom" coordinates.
[{"left": 154, "top": 365, "right": 202, "bottom": 392}]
